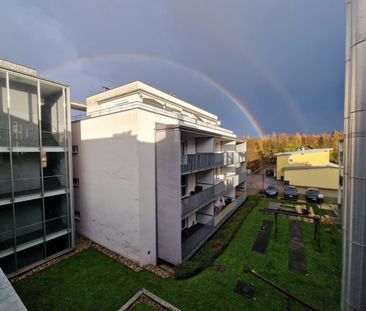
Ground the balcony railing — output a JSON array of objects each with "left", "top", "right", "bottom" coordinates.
[
  {"left": 181, "top": 153, "right": 225, "bottom": 173},
  {"left": 213, "top": 192, "right": 247, "bottom": 226},
  {"left": 181, "top": 152, "right": 246, "bottom": 174},
  {"left": 182, "top": 192, "right": 247, "bottom": 260},
  {"left": 182, "top": 182, "right": 224, "bottom": 217},
  {"left": 182, "top": 219, "right": 215, "bottom": 260},
  {"left": 238, "top": 171, "right": 246, "bottom": 184},
  {"left": 181, "top": 173, "right": 245, "bottom": 217}
]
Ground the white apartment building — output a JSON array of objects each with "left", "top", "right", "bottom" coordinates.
[{"left": 72, "top": 81, "right": 246, "bottom": 266}]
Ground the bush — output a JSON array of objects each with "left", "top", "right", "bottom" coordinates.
[{"left": 174, "top": 194, "right": 261, "bottom": 279}]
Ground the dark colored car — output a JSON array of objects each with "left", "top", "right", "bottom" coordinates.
[
  {"left": 265, "top": 186, "right": 279, "bottom": 197},
  {"left": 284, "top": 186, "right": 298, "bottom": 200},
  {"left": 265, "top": 169, "right": 275, "bottom": 177},
  {"left": 305, "top": 188, "right": 324, "bottom": 203}
]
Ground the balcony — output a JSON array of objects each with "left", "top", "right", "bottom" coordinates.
[
  {"left": 181, "top": 174, "right": 244, "bottom": 217},
  {"left": 213, "top": 192, "right": 247, "bottom": 226},
  {"left": 181, "top": 152, "right": 246, "bottom": 174},
  {"left": 182, "top": 219, "right": 214, "bottom": 260},
  {"left": 181, "top": 182, "right": 225, "bottom": 217},
  {"left": 181, "top": 192, "right": 247, "bottom": 260},
  {"left": 181, "top": 153, "right": 225, "bottom": 174}
]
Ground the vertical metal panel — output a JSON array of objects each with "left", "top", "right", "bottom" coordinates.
[
  {"left": 37, "top": 79, "right": 47, "bottom": 258},
  {"left": 342, "top": 0, "right": 366, "bottom": 309},
  {"left": 6, "top": 71, "right": 17, "bottom": 272}
]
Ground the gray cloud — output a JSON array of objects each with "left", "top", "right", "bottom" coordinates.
[{"left": 0, "top": 0, "right": 344, "bottom": 136}]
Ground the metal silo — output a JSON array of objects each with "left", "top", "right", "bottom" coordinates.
[{"left": 342, "top": 0, "right": 366, "bottom": 310}]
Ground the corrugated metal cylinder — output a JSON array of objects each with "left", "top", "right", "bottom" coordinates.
[{"left": 342, "top": 0, "right": 366, "bottom": 310}]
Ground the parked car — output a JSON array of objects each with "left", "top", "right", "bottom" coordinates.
[
  {"left": 305, "top": 188, "right": 324, "bottom": 203},
  {"left": 284, "top": 186, "right": 298, "bottom": 200},
  {"left": 265, "top": 169, "right": 275, "bottom": 177},
  {"left": 265, "top": 186, "right": 279, "bottom": 197}
]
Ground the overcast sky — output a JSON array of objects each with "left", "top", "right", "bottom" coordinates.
[{"left": 0, "top": 0, "right": 344, "bottom": 137}]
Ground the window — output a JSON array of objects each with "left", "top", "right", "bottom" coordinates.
[
  {"left": 74, "top": 210, "right": 81, "bottom": 221},
  {"left": 72, "top": 145, "right": 78, "bottom": 154},
  {"left": 181, "top": 218, "right": 187, "bottom": 229},
  {"left": 73, "top": 178, "right": 79, "bottom": 188},
  {"left": 181, "top": 141, "right": 187, "bottom": 155},
  {"left": 181, "top": 175, "right": 187, "bottom": 197}
]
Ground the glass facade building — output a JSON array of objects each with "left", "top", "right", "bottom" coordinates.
[{"left": 0, "top": 63, "right": 73, "bottom": 275}]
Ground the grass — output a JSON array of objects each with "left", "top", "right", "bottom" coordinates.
[{"left": 14, "top": 198, "right": 341, "bottom": 311}]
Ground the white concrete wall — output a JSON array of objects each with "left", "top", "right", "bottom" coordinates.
[
  {"left": 196, "top": 137, "right": 214, "bottom": 153},
  {"left": 155, "top": 126, "right": 182, "bottom": 264},
  {"left": 187, "top": 174, "right": 196, "bottom": 195},
  {"left": 72, "top": 110, "right": 143, "bottom": 264},
  {"left": 186, "top": 137, "right": 195, "bottom": 154}
]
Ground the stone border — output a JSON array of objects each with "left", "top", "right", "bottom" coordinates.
[
  {"left": 119, "top": 288, "right": 180, "bottom": 311},
  {"left": 10, "top": 235, "right": 173, "bottom": 283}
]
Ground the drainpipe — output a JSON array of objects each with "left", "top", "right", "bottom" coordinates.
[{"left": 341, "top": 1, "right": 366, "bottom": 310}]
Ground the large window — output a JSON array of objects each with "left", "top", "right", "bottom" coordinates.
[
  {"left": 0, "top": 153, "right": 11, "bottom": 199},
  {"left": 40, "top": 83, "right": 65, "bottom": 147},
  {"left": 9, "top": 75, "right": 39, "bottom": 148},
  {"left": 181, "top": 175, "right": 187, "bottom": 197},
  {"left": 15, "top": 199, "right": 44, "bottom": 247},
  {"left": 12, "top": 152, "right": 41, "bottom": 196},
  {"left": 44, "top": 194, "right": 68, "bottom": 236},
  {"left": 0, "top": 204, "right": 14, "bottom": 254},
  {"left": 0, "top": 71, "right": 8, "bottom": 147},
  {"left": 42, "top": 152, "right": 67, "bottom": 191}
]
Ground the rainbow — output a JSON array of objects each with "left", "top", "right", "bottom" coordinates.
[{"left": 42, "top": 53, "right": 266, "bottom": 138}]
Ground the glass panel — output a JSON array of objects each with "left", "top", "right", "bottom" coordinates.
[
  {"left": 0, "top": 71, "right": 9, "bottom": 147},
  {"left": 40, "top": 83, "right": 65, "bottom": 146},
  {"left": 46, "top": 234, "right": 69, "bottom": 257},
  {"left": 15, "top": 199, "right": 44, "bottom": 247},
  {"left": 44, "top": 194, "right": 68, "bottom": 236},
  {"left": 0, "top": 153, "right": 11, "bottom": 199},
  {"left": 0, "top": 254, "right": 16, "bottom": 274},
  {"left": 12, "top": 152, "right": 41, "bottom": 196},
  {"left": 9, "top": 75, "right": 39, "bottom": 147},
  {"left": 42, "top": 152, "right": 66, "bottom": 191},
  {"left": 0, "top": 204, "right": 14, "bottom": 253},
  {"left": 17, "top": 243, "right": 44, "bottom": 270}
]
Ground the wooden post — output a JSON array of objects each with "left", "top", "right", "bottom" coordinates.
[{"left": 275, "top": 211, "right": 278, "bottom": 241}]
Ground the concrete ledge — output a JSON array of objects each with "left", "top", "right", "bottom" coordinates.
[
  {"left": 0, "top": 268, "right": 27, "bottom": 311},
  {"left": 119, "top": 288, "right": 180, "bottom": 311}
]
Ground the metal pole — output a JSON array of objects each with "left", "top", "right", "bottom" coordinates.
[{"left": 244, "top": 266, "right": 318, "bottom": 311}]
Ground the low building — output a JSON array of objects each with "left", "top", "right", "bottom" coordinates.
[
  {"left": 275, "top": 148, "right": 338, "bottom": 190},
  {"left": 0, "top": 59, "right": 74, "bottom": 276},
  {"left": 72, "top": 81, "right": 247, "bottom": 266}
]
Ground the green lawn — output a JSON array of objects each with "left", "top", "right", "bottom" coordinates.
[{"left": 14, "top": 199, "right": 341, "bottom": 311}]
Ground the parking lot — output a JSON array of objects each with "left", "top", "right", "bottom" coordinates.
[{"left": 246, "top": 168, "right": 338, "bottom": 199}]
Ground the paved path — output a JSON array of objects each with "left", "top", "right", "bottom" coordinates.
[
  {"left": 252, "top": 220, "right": 273, "bottom": 254},
  {"left": 288, "top": 222, "right": 307, "bottom": 275},
  {"left": 0, "top": 268, "right": 27, "bottom": 311}
]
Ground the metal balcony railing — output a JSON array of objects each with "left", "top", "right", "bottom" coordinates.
[
  {"left": 182, "top": 185, "right": 214, "bottom": 217},
  {"left": 181, "top": 151, "right": 246, "bottom": 174},
  {"left": 181, "top": 153, "right": 225, "bottom": 173},
  {"left": 238, "top": 171, "right": 246, "bottom": 184},
  {"left": 182, "top": 174, "right": 245, "bottom": 217}
]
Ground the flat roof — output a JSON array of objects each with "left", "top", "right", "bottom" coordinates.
[
  {"left": 282, "top": 163, "right": 339, "bottom": 171},
  {"left": 0, "top": 59, "right": 68, "bottom": 87},
  {"left": 86, "top": 81, "right": 219, "bottom": 121},
  {"left": 275, "top": 148, "right": 333, "bottom": 157}
]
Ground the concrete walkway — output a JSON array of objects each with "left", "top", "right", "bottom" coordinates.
[{"left": 0, "top": 268, "right": 27, "bottom": 311}]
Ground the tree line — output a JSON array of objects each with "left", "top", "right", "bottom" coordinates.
[{"left": 243, "top": 131, "right": 344, "bottom": 171}]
